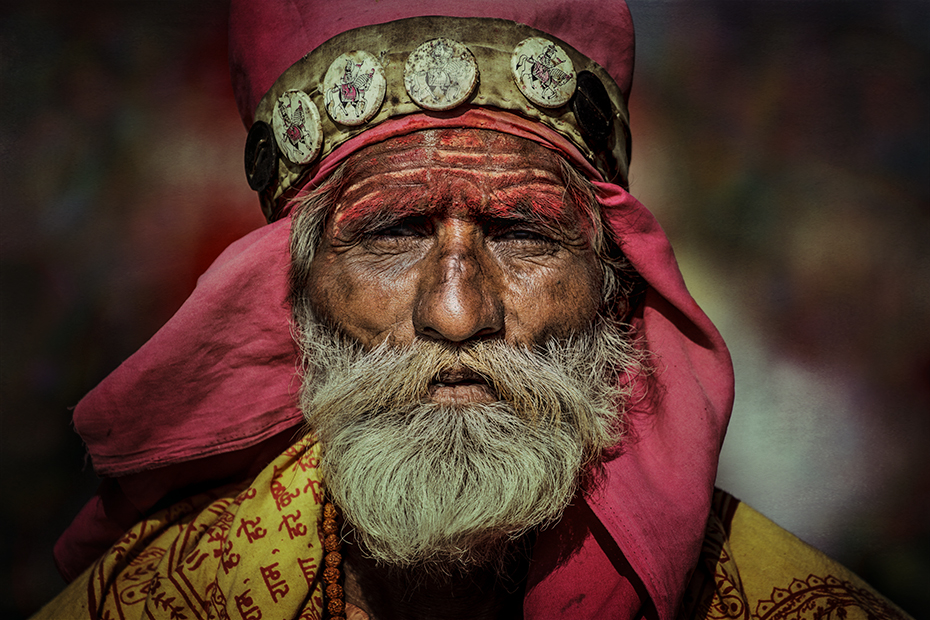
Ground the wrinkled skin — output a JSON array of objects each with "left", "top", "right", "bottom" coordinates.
[
  {"left": 304, "top": 128, "right": 605, "bottom": 619},
  {"left": 307, "top": 128, "right": 604, "bottom": 408}
]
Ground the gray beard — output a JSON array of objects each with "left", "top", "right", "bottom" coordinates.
[{"left": 296, "top": 318, "right": 640, "bottom": 571}]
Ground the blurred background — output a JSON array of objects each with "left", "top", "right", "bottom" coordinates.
[{"left": 1, "top": 0, "right": 927, "bottom": 616}]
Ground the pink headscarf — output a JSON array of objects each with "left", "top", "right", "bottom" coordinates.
[
  {"left": 228, "top": 0, "right": 634, "bottom": 129},
  {"left": 58, "top": 2, "right": 734, "bottom": 618}
]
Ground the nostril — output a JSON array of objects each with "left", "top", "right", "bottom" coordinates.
[
  {"left": 413, "top": 278, "right": 504, "bottom": 343},
  {"left": 414, "top": 301, "right": 504, "bottom": 342},
  {"left": 471, "top": 325, "right": 502, "bottom": 339}
]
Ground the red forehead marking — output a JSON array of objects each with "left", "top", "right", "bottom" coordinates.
[
  {"left": 436, "top": 129, "right": 487, "bottom": 150},
  {"left": 384, "top": 132, "right": 428, "bottom": 148},
  {"left": 333, "top": 129, "right": 584, "bottom": 231},
  {"left": 333, "top": 171, "right": 577, "bottom": 235}
]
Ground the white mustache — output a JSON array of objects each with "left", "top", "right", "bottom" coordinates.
[{"left": 302, "top": 331, "right": 627, "bottom": 436}]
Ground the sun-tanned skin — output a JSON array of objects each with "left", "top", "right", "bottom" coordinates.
[
  {"left": 307, "top": 128, "right": 604, "bottom": 409},
  {"left": 304, "top": 128, "right": 605, "bottom": 619}
]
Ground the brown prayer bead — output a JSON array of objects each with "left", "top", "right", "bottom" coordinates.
[
  {"left": 322, "top": 519, "right": 338, "bottom": 535},
  {"left": 324, "top": 503, "right": 338, "bottom": 519},
  {"left": 324, "top": 533, "right": 340, "bottom": 552},
  {"left": 325, "top": 551, "right": 342, "bottom": 567},
  {"left": 322, "top": 566, "right": 341, "bottom": 583},
  {"left": 328, "top": 598, "right": 346, "bottom": 615}
]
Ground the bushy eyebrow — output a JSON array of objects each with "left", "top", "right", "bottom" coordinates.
[
  {"left": 331, "top": 169, "right": 583, "bottom": 238},
  {"left": 488, "top": 185, "right": 580, "bottom": 227}
]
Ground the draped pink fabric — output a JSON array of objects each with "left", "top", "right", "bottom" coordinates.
[
  {"left": 61, "top": 109, "right": 733, "bottom": 618},
  {"left": 58, "top": 2, "right": 734, "bottom": 618}
]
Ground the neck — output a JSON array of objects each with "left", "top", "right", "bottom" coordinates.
[{"left": 341, "top": 530, "right": 534, "bottom": 620}]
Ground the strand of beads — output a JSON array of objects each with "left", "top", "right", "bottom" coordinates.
[{"left": 322, "top": 501, "right": 346, "bottom": 620}]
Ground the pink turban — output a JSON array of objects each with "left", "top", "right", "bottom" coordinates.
[{"left": 57, "top": 2, "right": 734, "bottom": 618}]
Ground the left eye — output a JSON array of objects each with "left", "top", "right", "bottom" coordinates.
[
  {"left": 374, "top": 224, "right": 419, "bottom": 237},
  {"left": 370, "top": 216, "right": 429, "bottom": 238},
  {"left": 496, "top": 228, "right": 552, "bottom": 243}
]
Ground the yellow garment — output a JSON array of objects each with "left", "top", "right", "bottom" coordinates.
[
  {"left": 35, "top": 440, "right": 910, "bottom": 620},
  {"left": 36, "top": 435, "right": 327, "bottom": 620},
  {"left": 679, "top": 490, "right": 911, "bottom": 620}
]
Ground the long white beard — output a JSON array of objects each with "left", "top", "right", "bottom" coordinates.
[{"left": 297, "top": 319, "right": 640, "bottom": 570}]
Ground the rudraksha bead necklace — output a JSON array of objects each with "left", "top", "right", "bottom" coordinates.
[{"left": 321, "top": 500, "right": 346, "bottom": 620}]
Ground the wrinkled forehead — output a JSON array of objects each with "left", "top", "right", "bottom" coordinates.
[
  {"left": 342, "top": 128, "right": 566, "bottom": 176},
  {"left": 333, "top": 128, "right": 586, "bottom": 226}
]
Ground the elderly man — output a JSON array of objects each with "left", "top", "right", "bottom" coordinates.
[{"left": 37, "top": 0, "right": 907, "bottom": 619}]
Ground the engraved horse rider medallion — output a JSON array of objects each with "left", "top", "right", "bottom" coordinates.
[
  {"left": 323, "top": 51, "right": 386, "bottom": 126},
  {"left": 272, "top": 90, "right": 322, "bottom": 165},
  {"left": 404, "top": 38, "right": 478, "bottom": 111},
  {"left": 511, "top": 38, "right": 576, "bottom": 108}
]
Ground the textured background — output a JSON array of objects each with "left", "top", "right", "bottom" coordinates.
[{"left": 1, "top": 0, "right": 927, "bottom": 616}]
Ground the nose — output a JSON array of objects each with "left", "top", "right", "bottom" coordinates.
[{"left": 413, "top": 223, "right": 504, "bottom": 343}]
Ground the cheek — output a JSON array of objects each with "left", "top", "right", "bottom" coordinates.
[
  {"left": 306, "top": 252, "right": 418, "bottom": 345},
  {"left": 506, "top": 255, "right": 603, "bottom": 340}
]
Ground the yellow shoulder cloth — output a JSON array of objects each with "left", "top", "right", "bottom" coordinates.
[{"left": 679, "top": 489, "right": 912, "bottom": 620}]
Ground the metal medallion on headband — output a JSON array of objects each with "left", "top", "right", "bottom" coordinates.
[
  {"left": 511, "top": 38, "right": 576, "bottom": 108},
  {"left": 272, "top": 89, "right": 322, "bottom": 165},
  {"left": 323, "top": 51, "right": 386, "bottom": 126},
  {"left": 244, "top": 120, "right": 278, "bottom": 192},
  {"left": 404, "top": 38, "right": 478, "bottom": 111}
]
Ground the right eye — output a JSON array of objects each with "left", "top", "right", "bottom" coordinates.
[
  {"left": 359, "top": 216, "right": 432, "bottom": 253},
  {"left": 371, "top": 223, "right": 422, "bottom": 238}
]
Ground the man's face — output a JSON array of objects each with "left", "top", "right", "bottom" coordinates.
[
  {"left": 291, "top": 128, "right": 636, "bottom": 570},
  {"left": 305, "top": 127, "right": 604, "bottom": 370}
]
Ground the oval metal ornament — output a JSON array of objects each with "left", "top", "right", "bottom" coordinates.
[
  {"left": 244, "top": 120, "right": 278, "bottom": 192},
  {"left": 572, "top": 70, "right": 613, "bottom": 144},
  {"left": 511, "top": 38, "right": 576, "bottom": 108},
  {"left": 272, "top": 89, "right": 322, "bottom": 165},
  {"left": 404, "top": 38, "right": 478, "bottom": 111},
  {"left": 323, "top": 51, "right": 386, "bottom": 126}
]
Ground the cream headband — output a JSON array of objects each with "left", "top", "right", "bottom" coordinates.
[{"left": 244, "top": 16, "right": 631, "bottom": 221}]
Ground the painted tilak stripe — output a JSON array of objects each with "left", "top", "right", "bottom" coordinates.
[{"left": 340, "top": 168, "right": 564, "bottom": 199}]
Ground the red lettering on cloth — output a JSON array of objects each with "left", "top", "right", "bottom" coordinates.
[
  {"left": 260, "top": 561, "right": 290, "bottom": 603},
  {"left": 297, "top": 605, "right": 323, "bottom": 620},
  {"left": 221, "top": 539, "right": 241, "bottom": 574},
  {"left": 207, "top": 511, "right": 236, "bottom": 559},
  {"left": 185, "top": 550, "right": 210, "bottom": 572},
  {"left": 111, "top": 530, "right": 139, "bottom": 562},
  {"left": 279, "top": 511, "right": 308, "bottom": 539},
  {"left": 234, "top": 589, "right": 262, "bottom": 620},
  {"left": 208, "top": 529, "right": 227, "bottom": 556},
  {"left": 203, "top": 498, "right": 233, "bottom": 519},
  {"left": 271, "top": 464, "right": 301, "bottom": 510},
  {"left": 297, "top": 556, "right": 319, "bottom": 586},
  {"left": 215, "top": 511, "right": 235, "bottom": 531},
  {"left": 236, "top": 517, "right": 267, "bottom": 543},
  {"left": 303, "top": 478, "right": 324, "bottom": 504},
  {"left": 296, "top": 451, "right": 320, "bottom": 472}
]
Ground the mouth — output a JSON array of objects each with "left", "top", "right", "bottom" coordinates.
[{"left": 427, "top": 367, "right": 497, "bottom": 405}]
